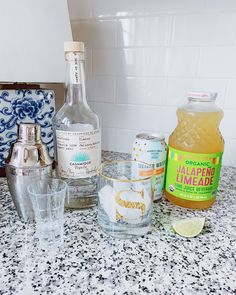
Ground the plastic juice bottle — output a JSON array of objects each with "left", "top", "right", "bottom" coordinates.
[{"left": 164, "top": 92, "right": 224, "bottom": 209}]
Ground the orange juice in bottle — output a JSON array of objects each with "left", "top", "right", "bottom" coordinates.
[{"left": 164, "top": 92, "right": 224, "bottom": 209}]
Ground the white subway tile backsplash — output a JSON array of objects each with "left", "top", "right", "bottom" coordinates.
[
  {"left": 72, "top": 20, "right": 116, "bottom": 48},
  {"left": 206, "top": 0, "right": 236, "bottom": 12},
  {"left": 225, "top": 80, "right": 236, "bottom": 110},
  {"left": 167, "top": 78, "right": 227, "bottom": 108},
  {"left": 221, "top": 110, "right": 236, "bottom": 139},
  {"left": 92, "top": 0, "right": 144, "bottom": 18},
  {"left": 142, "top": 48, "right": 167, "bottom": 76},
  {"left": 93, "top": 102, "right": 177, "bottom": 133},
  {"left": 102, "top": 127, "right": 118, "bottom": 151},
  {"left": 93, "top": 48, "right": 166, "bottom": 76},
  {"left": 166, "top": 47, "right": 199, "bottom": 77},
  {"left": 68, "top": 0, "right": 92, "bottom": 20},
  {"left": 92, "top": 49, "right": 114, "bottom": 76},
  {"left": 172, "top": 14, "right": 236, "bottom": 46},
  {"left": 116, "top": 77, "right": 166, "bottom": 105},
  {"left": 115, "top": 129, "right": 138, "bottom": 153},
  {"left": 93, "top": 102, "right": 142, "bottom": 129},
  {"left": 117, "top": 17, "right": 170, "bottom": 47},
  {"left": 87, "top": 76, "right": 115, "bottom": 102},
  {"left": 198, "top": 47, "right": 236, "bottom": 78},
  {"left": 139, "top": 105, "right": 177, "bottom": 133},
  {"left": 223, "top": 138, "right": 236, "bottom": 167},
  {"left": 70, "top": 0, "right": 236, "bottom": 166},
  {"left": 193, "top": 79, "right": 227, "bottom": 108},
  {"left": 145, "top": 0, "right": 206, "bottom": 14},
  {"left": 166, "top": 78, "right": 195, "bottom": 106},
  {"left": 92, "top": 0, "right": 206, "bottom": 18},
  {"left": 93, "top": 48, "right": 142, "bottom": 76}
]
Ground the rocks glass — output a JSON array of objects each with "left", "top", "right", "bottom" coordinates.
[
  {"left": 97, "top": 160, "right": 154, "bottom": 239},
  {"left": 28, "top": 178, "right": 67, "bottom": 250}
]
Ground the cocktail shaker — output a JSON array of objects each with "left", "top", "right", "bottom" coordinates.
[{"left": 5, "top": 123, "right": 53, "bottom": 222}]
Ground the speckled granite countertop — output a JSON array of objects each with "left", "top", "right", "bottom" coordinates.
[{"left": 0, "top": 151, "right": 236, "bottom": 295}]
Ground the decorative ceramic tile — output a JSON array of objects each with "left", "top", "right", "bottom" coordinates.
[{"left": 0, "top": 89, "right": 55, "bottom": 167}]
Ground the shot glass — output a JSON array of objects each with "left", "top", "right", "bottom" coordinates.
[
  {"left": 97, "top": 160, "right": 154, "bottom": 239},
  {"left": 28, "top": 178, "right": 67, "bottom": 250}
]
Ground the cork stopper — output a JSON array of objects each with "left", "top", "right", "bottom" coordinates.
[{"left": 64, "top": 41, "right": 84, "bottom": 53}]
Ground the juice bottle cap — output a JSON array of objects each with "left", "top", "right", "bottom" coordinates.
[{"left": 187, "top": 91, "right": 217, "bottom": 100}]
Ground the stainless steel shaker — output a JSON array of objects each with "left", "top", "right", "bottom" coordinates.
[{"left": 5, "top": 123, "right": 53, "bottom": 222}]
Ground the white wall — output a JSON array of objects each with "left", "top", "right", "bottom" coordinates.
[{"left": 68, "top": 0, "right": 236, "bottom": 166}]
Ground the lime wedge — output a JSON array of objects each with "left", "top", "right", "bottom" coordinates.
[{"left": 172, "top": 217, "right": 205, "bottom": 238}]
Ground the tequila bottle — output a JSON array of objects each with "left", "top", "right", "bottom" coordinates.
[{"left": 53, "top": 41, "right": 101, "bottom": 209}]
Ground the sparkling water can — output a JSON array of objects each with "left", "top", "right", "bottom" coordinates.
[{"left": 132, "top": 133, "right": 167, "bottom": 201}]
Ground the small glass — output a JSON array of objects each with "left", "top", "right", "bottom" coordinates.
[
  {"left": 97, "top": 160, "right": 154, "bottom": 239},
  {"left": 28, "top": 178, "right": 67, "bottom": 250}
]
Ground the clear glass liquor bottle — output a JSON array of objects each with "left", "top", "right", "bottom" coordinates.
[{"left": 53, "top": 42, "right": 101, "bottom": 209}]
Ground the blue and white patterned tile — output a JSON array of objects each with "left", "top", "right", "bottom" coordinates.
[{"left": 0, "top": 89, "right": 55, "bottom": 167}]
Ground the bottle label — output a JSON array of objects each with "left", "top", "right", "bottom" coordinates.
[
  {"left": 71, "top": 53, "right": 81, "bottom": 84},
  {"left": 56, "top": 129, "right": 101, "bottom": 178},
  {"left": 165, "top": 146, "right": 223, "bottom": 201}
]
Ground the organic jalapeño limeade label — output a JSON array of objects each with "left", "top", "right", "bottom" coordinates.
[
  {"left": 165, "top": 146, "right": 223, "bottom": 201},
  {"left": 164, "top": 91, "right": 224, "bottom": 209}
]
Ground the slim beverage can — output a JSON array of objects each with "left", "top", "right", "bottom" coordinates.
[{"left": 132, "top": 133, "right": 167, "bottom": 201}]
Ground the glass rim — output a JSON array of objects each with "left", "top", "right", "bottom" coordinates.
[
  {"left": 97, "top": 160, "right": 153, "bottom": 183},
  {"left": 27, "top": 178, "right": 68, "bottom": 197}
]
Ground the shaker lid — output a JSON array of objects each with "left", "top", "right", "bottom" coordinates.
[
  {"left": 5, "top": 123, "right": 53, "bottom": 167},
  {"left": 18, "top": 123, "right": 41, "bottom": 143}
]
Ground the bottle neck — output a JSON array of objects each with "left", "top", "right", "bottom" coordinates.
[
  {"left": 188, "top": 98, "right": 216, "bottom": 107},
  {"left": 188, "top": 98, "right": 216, "bottom": 103},
  {"left": 183, "top": 97, "right": 221, "bottom": 113},
  {"left": 65, "top": 52, "right": 88, "bottom": 106}
]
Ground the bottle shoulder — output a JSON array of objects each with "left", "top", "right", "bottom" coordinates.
[
  {"left": 178, "top": 101, "right": 223, "bottom": 113},
  {"left": 53, "top": 103, "right": 100, "bottom": 129},
  {"left": 168, "top": 113, "right": 224, "bottom": 153},
  {"left": 168, "top": 100, "right": 224, "bottom": 153}
]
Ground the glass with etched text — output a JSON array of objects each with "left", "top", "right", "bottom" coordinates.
[{"left": 97, "top": 160, "right": 154, "bottom": 239}]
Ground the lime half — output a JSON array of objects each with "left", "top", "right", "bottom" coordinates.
[{"left": 172, "top": 217, "right": 205, "bottom": 238}]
